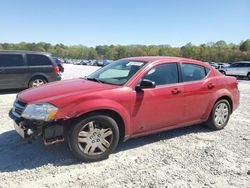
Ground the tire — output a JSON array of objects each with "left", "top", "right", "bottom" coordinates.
[
  {"left": 29, "top": 77, "right": 47, "bottom": 88},
  {"left": 247, "top": 73, "right": 250, "bottom": 80},
  {"left": 67, "top": 115, "right": 120, "bottom": 162},
  {"left": 206, "top": 99, "right": 231, "bottom": 130},
  {"left": 220, "top": 70, "right": 226, "bottom": 75}
]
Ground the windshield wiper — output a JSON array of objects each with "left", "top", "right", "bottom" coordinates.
[
  {"left": 85, "top": 77, "right": 120, "bottom": 85},
  {"left": 85, "top": 77, "right": 105, "bottom": 83}
]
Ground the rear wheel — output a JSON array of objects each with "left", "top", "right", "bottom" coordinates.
[
  {"left": 206, "top": 99, "right": 231, "bottom": 130},
  {"left": 68, "top": 115, "right": 119, "bottom": 162},
  {"left": 29, "top": 77, "right": 47, "bottom": 88},
  {"left": 220, "top": 70, "right": 226, "bottom": 75},
  {"left": 247, "top": 73, "right": 250, "bottom": 80}
]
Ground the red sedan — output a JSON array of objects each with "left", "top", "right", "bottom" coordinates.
[{"left": 9, "top": 57, "right": 240, "bottom": 161}]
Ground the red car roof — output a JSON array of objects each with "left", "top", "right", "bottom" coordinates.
[{"left": 125, "top": 56, "right": 203, "bottom": 64}]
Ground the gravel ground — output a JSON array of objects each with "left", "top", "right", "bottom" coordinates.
[{"left": 0, "top": 64, "right": 249, "bottom": 188}]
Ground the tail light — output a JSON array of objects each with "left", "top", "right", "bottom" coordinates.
[{"left": 54, "top": 66, "right": 60, "bottom": 74}]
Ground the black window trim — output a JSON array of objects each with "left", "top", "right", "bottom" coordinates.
[
  {"left": 135, "top": 62, "right": 181, "bottom": 89},
  {"left": 179, "top": 62, "right": 211, "bottom": 83}
]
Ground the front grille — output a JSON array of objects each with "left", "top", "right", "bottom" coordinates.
[{"left": 13, "top": 99, "right": 27, "bottom": 117}]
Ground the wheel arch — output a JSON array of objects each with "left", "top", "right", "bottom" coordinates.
[
  {"left": 76, "top": 109, "right": 126, "bottom": 143},
  {"left": 27, "top": 73, "right": 49, "bottom": 87},
  {"left": 202, "top": 89, "right": 233, "bottom": 121},
  {"left": 64, "top": 108, "right": 126, "bottom": 142},
  {"left": 219, "top": 70, "right": 226, "bottom": 74},
  {"left": 214, "top": 95, "right": 233, "bottom": 114}
]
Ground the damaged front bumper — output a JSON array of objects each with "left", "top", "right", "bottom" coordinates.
[{"left": 9, "top": 109, "right": 65, "bottom": 145}]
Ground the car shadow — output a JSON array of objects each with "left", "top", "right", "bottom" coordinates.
[
  {"left": 116, "top": 124, "right": 212, "bottom": 152},
  {"left": 0, "top": 130, "right": 77, "bottom": 173},
  {"left": 234, "top": 76, "right": 250, "bottom": 81},
  {"left": 0, "top": 124, "right": 212, "bottom": 173},
  {"left": 0, "top": 89, "right": 23, "bottom": 95}
]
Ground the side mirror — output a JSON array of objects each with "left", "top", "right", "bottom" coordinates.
[{"left": 135, "top": 79, "right": 156, "bottom": 91}]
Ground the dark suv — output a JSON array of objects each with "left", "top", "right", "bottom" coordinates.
[{"left": 0, "top": 51, "right": 61, "bottom": 89}]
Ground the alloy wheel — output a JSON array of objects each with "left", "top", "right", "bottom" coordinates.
[
  {"left": 214, "top": 102, "right": 229, "bottom": 127},
  {"left": 78, "top": 121, "right": 113, "bottom": 155},
  {"left": 32, "top": 79, "right": 45, "bottom": 87}
]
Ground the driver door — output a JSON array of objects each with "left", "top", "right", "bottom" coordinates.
[{"left": 131, "top": 63, "right": 185, "bottom": 134}]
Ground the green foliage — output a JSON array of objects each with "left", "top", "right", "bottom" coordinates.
[
  {"left": 240, "top": 39, "right": 250, "bottom": 52},
  {"left": 1, "top": 39, "right": 250, "bottom": 62}
]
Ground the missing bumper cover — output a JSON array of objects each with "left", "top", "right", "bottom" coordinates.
[{"left": 43, "top": 125, "right": 64, "bottom": 140}]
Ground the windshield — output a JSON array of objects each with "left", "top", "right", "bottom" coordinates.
[{"left": 86, "top": 59, "right": 147, "bottom": 85}]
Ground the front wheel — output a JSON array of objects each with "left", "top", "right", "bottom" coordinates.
[
  {"left": 205, "top": 99, "right": 231, "bottom": 130},
  {"left": 68, "top": 115, "right": 120, "bottom": 162}
]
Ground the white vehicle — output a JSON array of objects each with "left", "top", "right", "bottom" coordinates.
[
  {"left": 217, "top": 64, "right": 230, "bottom": 70},
  {"left": 219, "top": 61, "right": 250, "bottom": 79}
]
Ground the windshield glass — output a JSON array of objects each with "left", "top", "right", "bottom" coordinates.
[{"left": 86, "top": 59, "right": 147, "bottom": 85}]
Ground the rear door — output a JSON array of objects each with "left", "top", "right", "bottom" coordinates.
[
  {"left": 239, "top": 63, "right": 250, "bottom": 76},
  {"left": 26, "top": 54, "right": 54, "bottom": 78},
  {"left": 0, "top": 53, "right": 28, "bottom": 89},
  {"left": 180, "top": 63, "right": 214, "bottom": 122},
  {"left": 226, "top": 63, "right": 240, "bottom": 76},
  {"left": 244, "top": 63, "right": 250, "bottom": 77}
]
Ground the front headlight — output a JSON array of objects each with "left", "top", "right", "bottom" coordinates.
[{"left": 21, "top": 103, "right": 58, "bottom": 121}]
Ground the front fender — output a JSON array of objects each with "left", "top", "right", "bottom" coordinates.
[{"left": 55, "top": 99, "right": 132, "bottom": 136}]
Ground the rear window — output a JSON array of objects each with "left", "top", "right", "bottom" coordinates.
[
  {"left": 181, "top": 63, "right": 207, "bottom": 82},
  {"left": 0, "top": 54, "right": 24, "bottom": 67},
  {"left": 243, "top": 63, "right": 250, "bottom": 67},
  {"left": 27, "top": 54, "right": 52, "bottom": 66}
]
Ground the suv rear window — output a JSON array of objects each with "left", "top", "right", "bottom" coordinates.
[
  {"left": 27, "top": 54, "right": 52, "bottom": 66},
  {"left": 181, "top": 63, "right": 207, "bottom": 82},
  {"left": 0, "top": 54, "right": 24, "bottom": 67},
  {"left": 243, "top": 63, "right": 250, "bottom": 67}
]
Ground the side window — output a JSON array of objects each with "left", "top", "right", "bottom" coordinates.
[
  {"left": 205, "top": 67, "right": 211, "bottom": 75},
  {"left": 0, "top": 54, "right": 24, "bottom": 67},
  {"left": 27, "top": 54, "right": 52, "bottom": 66},
  {"left": 231, "top": 63, "right": 239, "bottom": 67},
  {"left": 237, "top": 63, "right": 244, "bottom": 68},
  {"left": 181, "top": 63, "right": 207, "bottom": 82},
  {"left": 143, "top": 63, "right": 179, "bottom": 86},
  {"left": 243, "top": 63, "right": 250, "bottom": 67}
]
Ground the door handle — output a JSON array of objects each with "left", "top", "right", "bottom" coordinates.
[
  {"left": 171, "top": 88, "right": 182, "bottom": 95},
  {"left": 207, "top": 83, "right": 215, "bottom": 89}
]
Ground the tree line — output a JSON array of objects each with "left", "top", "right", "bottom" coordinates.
[{"left": 0, "top": 39, "right": 250, "bottom": 62}]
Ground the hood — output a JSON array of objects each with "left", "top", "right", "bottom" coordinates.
[{"left": 18, "top": 79, "right": 118, "bottom": 104}]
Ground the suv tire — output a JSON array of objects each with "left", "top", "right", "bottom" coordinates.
[{"left": 29, "top": 77, "right": 47, "bottom": 88}]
